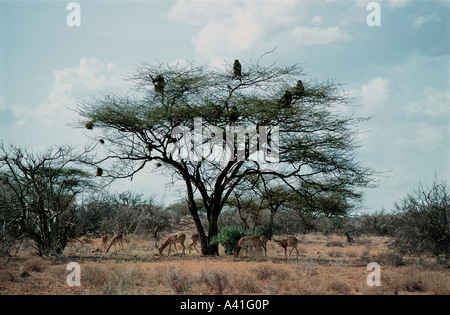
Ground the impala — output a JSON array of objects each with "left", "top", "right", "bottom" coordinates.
[
  {"left": 106, "top": 234, "right": 124, "bottom": 254},
  {"left": 159, "top": 232, "right": 186, "bottom": 256},
  {"left": 274, "top": 236, "right": 299, "bottom": 260},
  {"left": 100, "top": 232, "right": 109, "bottom": 252},
  {"left": 233, "top": 236, "right": 265, "bottom": 257},
  {"left": 189, "top": 233, "right": 200, "bottom": 254}
]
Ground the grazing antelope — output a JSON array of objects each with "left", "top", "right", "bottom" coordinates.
[
  {"left": 274, "top": 236, "right": 299, "bottom": 260},
  {"left": 100, "top": 232, "right": 109, "bottom": 252},
  {"left": 189, "top": 234, "right": 200, "bottom": 254},
  {"left": 233, "top": 236, "right": 265, "bottom": 257},
  {"left": 159, "top": 232, "right": 186, "bottom": 256},
  {"left": 106, "top": 234, "right": 124, "bottom": 254}
]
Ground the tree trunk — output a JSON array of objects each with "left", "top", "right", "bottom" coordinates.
[
  {"left": 205, "top": 213, "right": 219, "bottom": 255},
  {"left": 188, "top": 201, "right": 209, "bottom": 254},
  {"left": 266, "top": 212, "right": 275, "bottom": 240},
  {"left": 189, "top": 200, "right": 220, "bottom": 256}
]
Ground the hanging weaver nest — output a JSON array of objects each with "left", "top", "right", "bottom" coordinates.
[{"left": 85, "top": 120, "right": 95, "bottom": 130}]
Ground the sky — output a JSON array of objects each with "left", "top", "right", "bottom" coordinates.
[{"left": 0, "top": 0, "right": 449, "bottom": 213}]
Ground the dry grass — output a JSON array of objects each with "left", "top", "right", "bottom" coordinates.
[
  {"left": 82, "top": 262, "right": 145, "bottom": 294},
  {"left": 0, "top": 233, "right": 448, "bottom": 295},
  {"left": 199, "top": 269, "right": 229, "bottom": 295}
]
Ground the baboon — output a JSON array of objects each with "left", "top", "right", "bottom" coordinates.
[
  {"left": 279, "top": 90, "right": 293, "bottom": 108},
  {"left": 293, "top": 79, "right": 305, "bottom": 97},
  {"left": 151, "top": 74, "right": 165, "bottom": 93},
  {"left": 229, "top": 105, "right": 239, "bottom": 122},
  {"left": 233, "top": 59, "right": 242, "bottom": 79}
]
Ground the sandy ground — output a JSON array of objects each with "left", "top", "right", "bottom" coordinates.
[{"left": 1, "top": 233, "right": 449, "bottom": 295}]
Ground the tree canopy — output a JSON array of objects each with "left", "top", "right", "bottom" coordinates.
[{"left": 78, "top": 59, "right": 375, "bottom": 254}]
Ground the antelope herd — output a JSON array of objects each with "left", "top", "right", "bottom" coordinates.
[{"left": 93, "top": 232, "right": 299, "bottom": 260}]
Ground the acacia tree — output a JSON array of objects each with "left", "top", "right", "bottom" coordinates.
[
  {"left": 0, "top": 143, "right": 93, "bottom": 256},
  {"left": 78, "top": 60, "right": 374, "bottom": 255},
  {"left": 227, "top": 189, "right": 266, "bottom": 233}
]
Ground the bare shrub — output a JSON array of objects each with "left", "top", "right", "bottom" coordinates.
[
  {"left": 377, "top": 251, "right": 404, "bottom": 267},
  {"left": 357, "top": 210, "right": 397, "bottom": 237},
  {"left": 165, "top": 267, "right": 192, "bottom": 294},
  {"left": 0, "top": 144, "right": 94, "bottom": 257},
  {"left": 22, "top": 257, "right": 50, "bottom": 273},
  {"left": 326, "top": 240, "right": 345, "bottom": 247},
  {"left": 355, "top": 236, "right": 374, "bottom": 246},
  {"left": 0, "top": 269, "right": 16, "bottom": 284},
  {"left": 383, "top": 269, "right": 425, "bottom": 294},
  {"left": 252, "top": 264, "right": 291, "bottom": 281},
  {"left": 83, "top": 263, "right": 143, "bottom": 294},
  {"left": 252, "top": 265, "right": 273, "bottom": 281},
  {"left": 199, "top": 269, "right": 229, "bottom": 295},
  {"left": 150, "top": 265, "right": 170, "bottom": 285},
  {"left": 359, "top": 249, "right": 376, "bottom": 265},
  {"left": 328, "top": 248, "right": 344, "bottom": 258},
  {"left": 327, "top": 279, "right": 352, "bottom": 295},
  {"left": 423, "top": 272, "right": 450, "bottom": 295},
  {"left": 83, "top": 264, "right": 108, "bottom": 288},
  {"left": 359, "top": 249, "right": 403, "bottom": 267},
  {"left": 292, "top": 260, "right": 318, "bottom": 277},
  {"left": 393, "top": 178, "right": 450, "bottom": 257},
  {"left": 230, "top": 273, "right": 262, "bottom": 294}
]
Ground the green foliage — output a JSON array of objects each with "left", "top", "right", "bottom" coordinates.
[
  {"left": 210, "top": 226, "right": 247, "bottom": 255},
  {"left": 252, "top": 226, "right": 269, "bottom": 237}
]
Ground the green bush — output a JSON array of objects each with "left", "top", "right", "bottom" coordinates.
[{"left": 210, "top": 226, "right": 247, "bottom": 255}]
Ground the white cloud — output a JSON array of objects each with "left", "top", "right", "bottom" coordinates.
[
  {"left": 350, "top": 77, "right": 390, "bottom": 112},
  {"left": 0, "top": 96, "right": 5, "bottom": 110},
  {"left": 387, "top": 0, "right": 408, "bottom": 8},
  {"left": 311, "top": 15, "right": 324, "bottom": 25},
  {"left": 167, "top": 0, "right": 232, "bottom": 26},
  {"left": 168, "top": 1, "right": 355, "bottom": 62},
  {"left": 413, "top": 13, "right": 441, "bottom": 28},
  {"left": 406, "top": 87, "right": 450, "bottom": 117},
  {"left": 191, "top": 10, "right": 263, "bottom": 61},
  {"left": 168, "top": 0, "right": 303, "bottom": 62},
  {"left": 401, "top": 125, "right": 445, "bottom": 153},
  {"left": 354, "top": 0, "right": 408, "bottom": 9},
  {"left": 31, "top": 57, "right": 125, "bottom": 127},
  {"left": 4, "top": 58, "right": 127, "bottom": 149},
  {"left": 288, "top": 25, "right": 351, "bottom": 46}
]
